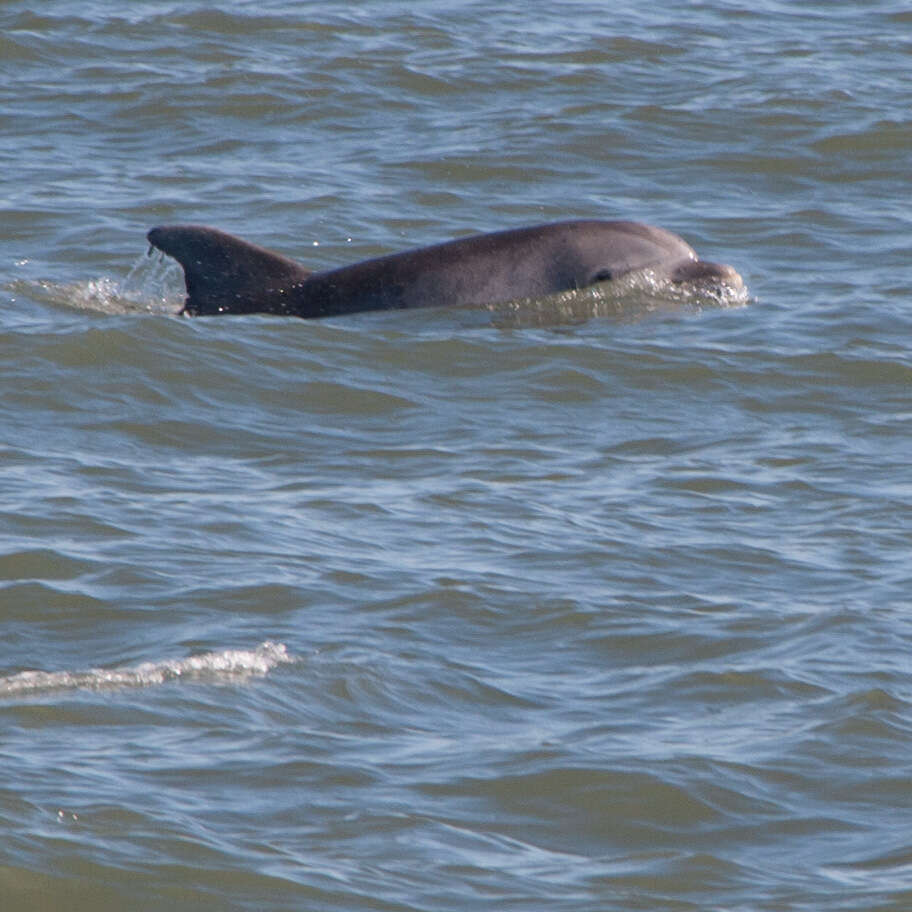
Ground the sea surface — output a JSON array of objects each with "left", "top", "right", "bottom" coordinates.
[{"left": 2, "top": 2, "right": 911, "bottom": 910}]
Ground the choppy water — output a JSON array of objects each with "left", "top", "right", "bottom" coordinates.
[{"left": 2, "top": 2, "right": 911, "bottom": 910}]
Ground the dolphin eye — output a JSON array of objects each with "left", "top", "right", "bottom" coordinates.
[{"left": 592, "top": 269, "right": 613, "bottom": 283}]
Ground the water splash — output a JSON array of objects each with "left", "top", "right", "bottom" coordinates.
[
  {"left": 11, "top": 247, "right": 185, "bottom": 316},
  {"left": 0, "top": 642, "right": 292, "bottom": 698},
  {"left": 120, "top": 245, "right": 187, "bottom": 312}
]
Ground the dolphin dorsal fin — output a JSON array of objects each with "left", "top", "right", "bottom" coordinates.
[{"left": 147, "top": 225, "right": 312, "bottom": 315}]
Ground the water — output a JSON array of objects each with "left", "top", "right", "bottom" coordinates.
[{"left": 2, "top": 2, "right": 911, "bottom": 909}]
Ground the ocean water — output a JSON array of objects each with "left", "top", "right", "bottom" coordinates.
[{"left": 2, "top": 2, "right": 911, "bottom": 910}]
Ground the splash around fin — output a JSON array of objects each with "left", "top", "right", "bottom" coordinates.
[{"left": 147, "top": 225, "right": 312, "bottom": 316}]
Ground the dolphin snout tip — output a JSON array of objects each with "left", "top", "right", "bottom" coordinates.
[{"left": 671, "top": 259, "right": 744, "bottom": 291}]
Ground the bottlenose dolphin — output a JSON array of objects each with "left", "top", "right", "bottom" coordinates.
[{"left": 147, "top": 220, "right": 742, "bottom": 319}]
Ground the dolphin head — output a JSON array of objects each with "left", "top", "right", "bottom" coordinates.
[{"left": 571, "top": 222, "right": 743, "bottom": 293}]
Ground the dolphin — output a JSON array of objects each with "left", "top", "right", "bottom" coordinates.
[{"left": 146, "top": 220, "right": 742, "bottom": 319}]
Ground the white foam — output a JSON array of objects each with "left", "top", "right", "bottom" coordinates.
[{"left": 0, "top": 641, "right": 292, "bottom": 697}]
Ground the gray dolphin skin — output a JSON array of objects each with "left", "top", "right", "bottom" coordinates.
[{"left": 146, "top": 220, "right": 743, "bottom": 319}]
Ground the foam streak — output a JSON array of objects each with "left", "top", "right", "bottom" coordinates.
[{"left": 0, "top": 642, "right": 291, "bottom": 697}]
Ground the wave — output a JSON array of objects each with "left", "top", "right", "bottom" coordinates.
[{"left": 0, "top": 641, "right": 292, "bottom": 697}]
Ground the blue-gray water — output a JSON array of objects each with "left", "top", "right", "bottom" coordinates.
[{"left": 2, "top": 2, "right": 911, "bottom": 910}]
